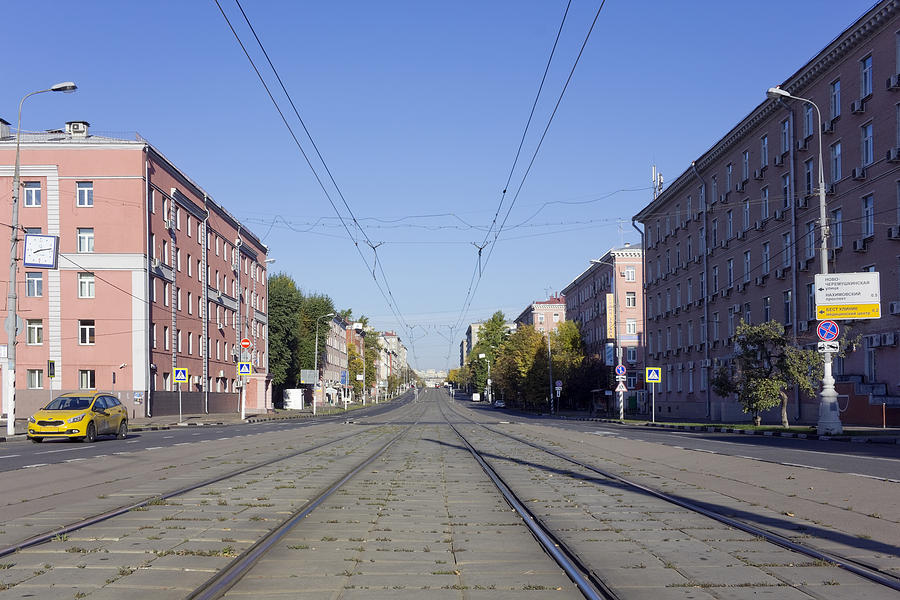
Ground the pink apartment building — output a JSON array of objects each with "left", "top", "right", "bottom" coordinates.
[
  {"left": 514, "top": 296, "right": 565, "bottom": 334},
  {"left": 562, "top": 245, "right": 644, "bottom": 394},
  {"left": 635, "top": 0, "right": 900, "bottom": 426},
  {"left": 1, "top": 120, "right": 271, "bottom": 421}
]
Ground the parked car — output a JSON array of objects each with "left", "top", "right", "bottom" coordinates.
[
  {"left": 493, "top": 399, "right": 506, "bottom": 409},
  {"left": 27, "top": 392, "right": 128, "bottom": 443}
]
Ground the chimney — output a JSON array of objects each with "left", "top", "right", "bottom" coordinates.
[
  {"left": 0, "top": 118, "right": 10, "bottom": 139},
  {"left": 65, "top": 120, "right": 90, "bottom": 138}
]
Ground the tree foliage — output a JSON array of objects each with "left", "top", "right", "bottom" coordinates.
[
  {"left": 493, "top": 325, "right": 547, "bottom": 409},
  {"left": 711, "top": 320, "right": 822, "bottom": 426}
]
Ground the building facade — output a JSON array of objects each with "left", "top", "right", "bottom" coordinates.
[
  {"left": 635, "top": 0, "right": 900, "bottom": 425},
  {"left": 562, "top": 245, "right": 644, "bottom": 391},
  {"left": 1, "top": 120, "right": 270, "bottom": 420},
  {"left": 514, "top": 296, "right": 566, "bottom": 334},
  {"left": 323, "top": 317, "right": 348, "bottom": 403}
]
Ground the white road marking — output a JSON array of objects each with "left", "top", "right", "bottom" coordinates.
[
  {"left": 65, "top": 458, "right": 87, "bottom": 463},
  {"left": 145, "top": 446, "right": 162, "bottom": 450},
  {"left": 191, "top": 433, "right": 201, "bottom": 436},
  {"left": 163, "top": 436, "right": 174, "bottom": 439},
  {"left": 23, "top": 463, "right": 48, "bottom": 468},
  {"left": 174, "top": 443, "right": 190, "bottom": 446},
  {"left": 126, "top": 440, "right": 139, "bottom": 444},
  {"left": 0, "top": 454, "right": 21, "bottom": 459},
  {"left": 37, "top": 447, "right": 90, "bottom": 455}
]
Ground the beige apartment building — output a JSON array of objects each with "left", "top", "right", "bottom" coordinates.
[
  {"left": 514, "top": 295, "right": 565, "bottom": 335},
  {"left": 635, "top": 0, "right": 900, "bottom": 426}
]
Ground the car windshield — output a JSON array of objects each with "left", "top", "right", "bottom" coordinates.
[{"left": 44, "top": 396, "right": 94, "bottom": 411}]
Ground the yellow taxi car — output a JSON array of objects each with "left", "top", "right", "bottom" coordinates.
[{"left": 27, "top": 392, "right": 128, "bottom": 443}]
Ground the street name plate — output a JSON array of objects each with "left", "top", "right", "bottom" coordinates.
[{"left": 814, "top": 273, "right": 880, "bottom": 320}]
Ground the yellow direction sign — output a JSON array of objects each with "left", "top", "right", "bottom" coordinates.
[{"left": 816, "top": 303, "right": 880, "bottom": 320}]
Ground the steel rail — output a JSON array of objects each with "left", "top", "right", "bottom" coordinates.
[
  {"left": 0, "top": 427, "right": 381, "bottom": 559},
  {"left": 187, "top": 416, "right": 422, "bottom": 599},
  {"left": 448, "top": 398, "right": 900, "bottom": 593},
  {"left": 439, "top": 402, "right": 618, "bottom": 600}
]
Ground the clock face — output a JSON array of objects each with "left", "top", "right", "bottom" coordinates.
[{"left": 23, "top": 234, "right": 58, "bottom": 268}]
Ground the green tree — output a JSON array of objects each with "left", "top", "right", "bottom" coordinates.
[
  {"left": 711, "top": 320, "right": 822, "bottom": 426},
  {"left": 348, "top": 345, "right": 365, "bottom": 397},
  {"left": 268, "top": 274, "right": 304, "bottom": 401},
  {"left": 549, "top": 321, "right": 585, "bottom": 409},
  {"left": 297, "top": 292, "right": 336, "bottom": 371},
  {"left": 493, "top": 325, "right": 545, "bottom": 409},
  {"left": 466, "top": 311, "right": 509, "bottom": 395}
]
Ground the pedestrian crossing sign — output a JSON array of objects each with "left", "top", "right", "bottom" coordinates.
[
  {"left": 173, "top": 368, "right": 188, "bottom": 383},
  {"left": 238, "top": 362, "right": 252, "bottom": 376},
  {"left": 645, "top": 367, "right": 662, "bottom": 383}
]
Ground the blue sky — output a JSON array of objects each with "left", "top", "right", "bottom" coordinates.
[{"left": 3, "top": 0, "right": 874, "bottom": 370}]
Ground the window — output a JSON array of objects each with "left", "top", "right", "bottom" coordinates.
[
  {"left": 783, "top": 290, "right": 792, "bottom": 325},
  {"left": 711, "top": 219, "right": 718, "bottom": 246},
  {"left": 538, "top": 314, "right": 544, "bottom": 324},
  {"left": 830, "top": 79, "right": 841, "bottom": 120},
  {"left": 712, "top": 313, "right": 720, "bottom": 340},
  {"left": 76, "top": 181, "right": 93, "bottom": 207},
  {"left": 27, "top": 319, "right": 43, "bottom": 345},
  {"left": 725, "top": 164, "right": 733, "bottom": 191},
  {"left": 804, "top": 159, "right": 814, "bottom": 195},
  {"left": 862, "top": 122, "right": 874, "bottom": 166},
  {"left": 177, "top": 329, "right": 182, "bottom": 353},
  {"left": 761, "top": 186, "right": 770, "bottom": 219},
  {"left": 726, "top": 210, "right": 733, "bottom": 238},
  {"left": 742, "top": 150, "right": 749, "bottom": 181},
  {"left": 626, "top": 346, "right": 637, "bottom": 362},
  {"left": 781, "top": 174, "right": 791, "bottom": 209},
  {"left": 626, "top": 291, "right": 636, "bottom": 307},
  {"left": 77, "top": 228, "right": 94, "bottom": 252},
  {"left": 762, "top": 242, "right": 770, "bottom": 274},
  {"left": 176, "top": 249, "right": 182, "bottom": 271},
  {"left": 188, "top": 292, "right": 193, "bottom": 315},
  {"left": 24, "top": 182, "right": 41, "bottom": 207},
  {"left": 831, "top": 208, "right": 843, "bottom": 248},
  {"left": 27, "top": 369, "right": 43, "bottom": 389},
  {"left": 782, "top": 233, "right": 792, "bottom": 267},
  {"left": 78, "top": 272, "right": 95, "bottom": 298},
  {"left": 79, "top": 370, "right": 96, "bottom": 390},
  {"left": 164, "top": 282, "right": 169, "bottom": 307},
  {"left": 806, "top": 222, "right": 816, "bottom": 259},
  {"left": 861, "top": 55, "right": 873, "bottom": 97},
  {"left": 626, "top": 319, "right": 637, "bottom": 334},
  {"left": 744, "top": 302, "right": 752, "bottom": 325},
  {"left": 712, "top": 265, "right": 719, "bottom": 293},
  {"left": 831, "top": 142, "right": 842, "bottom": 183},
  {"left": 79, "top": 320, "right": 95, "bottom": 345},
  {"left": 743, "top": 251, "right": 751, "bottom": 282},
  {"left": 164, "top": 326, "right": 170, "bottom": 350},
  {"left": 807, "top": 283, "right": 816, "bottom": 320},
  {"left": 624, "top": 266, "right": 635, "bottom": 281},
  {"left": 726, "top": 258, "right": 734, "bottom": 287},
  {"left": 552, "top": 313, "right": 559, "bottom": 323},
  {"left": 761, "top": 135, "right": 768, "bottom": 166},
  {"left": 781, "top": 119, "right": 790, "bottom": 153},
  {"left": 743, "top": 199, "right": 750, "bottom": 230},
  {"left": 26, "top": 272, "right": 42, "bottom": 297},
  {"left": 804, "top": 105, "right": 814, "bottom": 139},
  {"left": 862, "top": 194, "right": 874, "bottom": 237},
  {"left": 152, "top": 324, "right": 157, "bottom": 349},
  {"left": 763, "top": 296, "right": 771, "bottom": 322}
]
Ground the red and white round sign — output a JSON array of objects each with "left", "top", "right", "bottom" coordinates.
[{"left": 240, "top": 338, "right": 252, "bottom": 349}]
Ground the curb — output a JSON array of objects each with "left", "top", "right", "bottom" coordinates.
[{"left": 552, "top": 415, "right": 900, "bottom": 444}]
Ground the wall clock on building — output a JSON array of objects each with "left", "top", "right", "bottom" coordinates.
[{"left": 23, "top": 234, "right": 59, "bottom": 269}]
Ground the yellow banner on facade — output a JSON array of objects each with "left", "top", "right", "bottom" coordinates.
[{"left": 606, "top": 293, "right": 615, "bottom": 338}]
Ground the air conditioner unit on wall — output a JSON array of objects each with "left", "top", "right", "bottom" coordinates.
[
  {"left": 852, "top": 239, "right": 867, "bottom": 252},
  {"left": 882, "top": 332, "right": 897, "bottom": 346},
  {"left": 798, "top": 321, "right": 808, "bottom": 332},
  {"left": 797, "top": 137, "right": 809, "bottom": 151},
  {"left": 822, "top": 119, "right": 835, "bottom": 134},
  {"left": 888, "top": 226, "right": 900, "bottom": 240},
  {"left": 774, "top": 154, "right": 784, "bottom": 166},
  {"left": 850, "top": 99, "right": 865, "bottom": 114},
  {"left": 151, "top": 257, "right": 160, "bottom": 268},
  {"left": 852, "top": 167, "right": 866, "bottom": 180}
]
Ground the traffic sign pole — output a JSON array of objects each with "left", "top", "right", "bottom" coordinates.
[{"left": 651, "top": 382, "right": 655, "bottom": 423}]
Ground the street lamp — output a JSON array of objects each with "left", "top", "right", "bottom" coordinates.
[
  {"left": 313, "top": 312, "right": 335, "bottom": 415},
  {"left": 766, "top": 85, "right": 842, "bottom": 435},
  {"left": 6, "top": 82, "right": 77, "bottom": 437}
]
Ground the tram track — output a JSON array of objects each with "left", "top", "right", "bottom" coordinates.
[{"left": 446, "top": 396, "right": 900, "bottom": 594}]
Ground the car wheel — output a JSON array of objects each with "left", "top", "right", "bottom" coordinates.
[
  {"left": 30, "top": 437, "right": 43, "bottom": 443},
  {"left": 84, "top": 422, "right": 97, "bottom": 443},
  {"left": 117, "top": 420, "right": 128, "bottom": 440}
]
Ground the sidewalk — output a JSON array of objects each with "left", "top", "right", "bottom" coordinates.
[
  {"left": 0, "top": 404, "right": 369, "bottom": 443},
  {"left": 549, "top": 409, "right": 900, "bottom": 443}
]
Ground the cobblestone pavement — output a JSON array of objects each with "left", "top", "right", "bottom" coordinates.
[{"left": 0, "top": 392, "right": 897, "bottom": 599}]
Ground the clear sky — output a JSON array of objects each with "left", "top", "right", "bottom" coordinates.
[{"left": 3, "top": 0, "right": 874, "bottom": 371}]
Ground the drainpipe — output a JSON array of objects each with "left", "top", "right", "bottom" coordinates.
[
  {"left": 144, "top": 150, "right": 152, "bottom": 418},
  {"left": 631, "top": 219, "right": 647, "bottom": 409},
  {"left": 691, "top": 161, "right": 713, "bottom": 421},
  {"left": 778, "top": 98, "right": 803, "bottom": 422},
  {"left": 201, "top": 202, "right": 209, "bottom": 414}
]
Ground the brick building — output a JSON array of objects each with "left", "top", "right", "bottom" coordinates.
[
  {"left": 635, "top": 0, "right": 900, "bottom": 425},
  {"left": 1, "top": 120, "right": 270, "bottom": 420},
  {"left": 514, "top": 296, "right": 566, "bottom": 334}
]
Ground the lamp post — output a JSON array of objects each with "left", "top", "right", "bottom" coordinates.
[
  {"left": 766, "top": 86, "right": 842, "bottom": 435},
  {"left": 591, "top": 258, "right": 624, "bottom": 420},
  {"left": 313, "top": 312, "right": 335, "bottom": 415},
  {"left": 6, "top": 82, "right": 77, "bottom": 437}
]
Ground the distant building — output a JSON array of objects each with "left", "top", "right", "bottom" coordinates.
[
  {"left": 562, "top": 245, "right": 644, "bottom": 391},
  {"left": 461, "top": 320, "right": 517, "bottom": 365},
  {"left": 514, "top": 296, "right": 565, "bottom": 334}
]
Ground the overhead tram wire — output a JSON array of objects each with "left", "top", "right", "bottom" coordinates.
[
  {"left": 213, "top": 0, "right": 418, "bottom": 360},
  {"left": 447, "top": 0, "right": 609, "bottom": 362}
]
